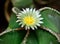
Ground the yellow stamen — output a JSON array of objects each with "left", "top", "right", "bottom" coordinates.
[{"left": 23, "top": 16, "right": 35, "bottom": 25}]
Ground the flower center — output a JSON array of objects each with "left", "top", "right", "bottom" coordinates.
[{"left": 23, "top": 16, "right": 35, "bottom": 25}]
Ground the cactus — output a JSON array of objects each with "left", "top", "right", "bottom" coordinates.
[{"left": 0, "top": 0, "right": 60, "bottom": 44}]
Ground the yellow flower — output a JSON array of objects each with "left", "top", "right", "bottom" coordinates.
[{"left": 12, "top": 8, "right": 43, "bottom": 30}]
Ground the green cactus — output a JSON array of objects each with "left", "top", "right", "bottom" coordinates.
[{"left": 0, "top": 0, "right": 60, "bottom": 44}]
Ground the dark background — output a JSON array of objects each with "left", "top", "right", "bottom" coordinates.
[{"left": 0, "top": 0, "right": 8, "bottom": 32}]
